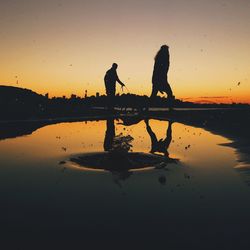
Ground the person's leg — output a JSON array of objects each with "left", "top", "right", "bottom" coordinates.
[
  {"left": 145, "top": 85, "right": 158, "bottom": 111},
  {"left": 105, "top": 82, "right": 112, "bottom": 110},
  {"left": 107, "top": 95, "right": 112, "bottom": 110},
  {"left": 106, "top": 90, "right": 114, "bottom": 110},
  {"left": 164, "top": 81, "right": 174, "bottom": 99},
  {"left": 108, "top": 87, "right": 116, "bottom": 111},
  {"left": 142, "top": 86, "right": 155, "bottom": 112},
  {"left": 150, "top": 85, "right": 158, "bottom": 99},
  {"left": 163, "top": 81, "right": 175, "bottom": 111}
]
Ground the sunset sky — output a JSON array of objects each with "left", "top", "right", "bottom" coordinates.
[{"left": 0, "top": 0, "right": 249, "bottom": 103}]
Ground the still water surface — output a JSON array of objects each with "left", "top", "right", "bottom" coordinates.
[{"left": 0, "top": 119, "right": 250, "bottom": 248}]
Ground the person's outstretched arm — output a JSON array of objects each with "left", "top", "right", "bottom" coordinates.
[{"left": 115, "top": 71, "right": 125, "bottom": 86}]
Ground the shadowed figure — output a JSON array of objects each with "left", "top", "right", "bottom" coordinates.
[
  {"left": 145, "top": 119, "right": 173, "bottom": 157},
  {"left": 103, "top": 118, "right": 133, "bottom": 186},
  {"left": 104, "top": 118, "right": 115, "bottom": 151},
  {"left": 104, "top": 63, "right": 125, "bottom": 109},
  {"left": 151, "top": 45, "right": 174, "bottom": 100}
]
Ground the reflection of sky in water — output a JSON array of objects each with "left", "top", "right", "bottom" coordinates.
[
  {"left": 0, "top": 119, "right": 235, "bottom": 166},
  {"left": 0, "top": 119, "right": 250, "bottom": 247}
]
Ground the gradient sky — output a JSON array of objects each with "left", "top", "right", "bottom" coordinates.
[{"left": 0, "top": 0, "right": 249, "bottom": 103}]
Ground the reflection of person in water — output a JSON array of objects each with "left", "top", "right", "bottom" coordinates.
[
  {"left": 104, "top": 119, "right": 115, "bottom": 151},
  {"left": 71, "top": 118, "right": 177, "bottom": 187},
  {"left": 103, "top": 118, "right": 133, "bottom": 187},
  {"left": 145, "top": 119, "right": 173, "bottom": 157}
]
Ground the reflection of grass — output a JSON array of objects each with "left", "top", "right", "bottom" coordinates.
[{"left": 110, "top": 133, "right": 134, "bottom": 154}]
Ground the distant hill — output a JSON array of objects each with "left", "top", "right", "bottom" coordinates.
[
  {"left": 0, "top": 84, "right": 249, "bottom": 121},
  {"left": 0, "top": 85, "right": 98, "bottom": 120},
  {"left": 0, "top": 85, "right": 46, "bottom": 119},
  {"left": 0, "top": 85, "right": 45, "bottom": 102}
]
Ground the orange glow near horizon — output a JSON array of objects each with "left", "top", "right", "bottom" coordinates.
[{"left": 0, "top": 0, "right": 249, "bottom": 104}]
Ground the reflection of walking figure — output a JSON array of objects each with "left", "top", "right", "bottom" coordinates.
[
  {"left": 104, "top": 63, "right": 125, "bottom": 109},
  {"left": 151, "top": 45, "right": 174, "bottom": 100},
  {"left": 145, "top": 119, "right": 173, "bottom": 157}
]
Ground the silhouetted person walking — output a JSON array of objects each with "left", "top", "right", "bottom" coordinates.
[
  {"left": 151, "top": 45, "right": 174, "bottom": 100},
  {"left": 104, "top": 63, "right": 125, "bottom": 109}
]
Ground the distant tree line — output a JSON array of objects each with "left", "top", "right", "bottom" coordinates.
[{"left": 0, "top": 85, "right": 249, "bottom": 120}]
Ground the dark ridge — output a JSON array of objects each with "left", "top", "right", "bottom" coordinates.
[{"left": 1, "top": 84, "right": 249, "bottom": 121}]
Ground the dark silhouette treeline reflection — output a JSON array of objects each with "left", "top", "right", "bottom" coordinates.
[
  {"left": 0, "top": 121, "right": 48, "bottom": 140},
  {"left": 2, "top": 110, "right": 250, "bottom": 185}
]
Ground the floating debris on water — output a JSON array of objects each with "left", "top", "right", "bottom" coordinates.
[{"left": 111, "top": 133, "right": 134, "bottom": 154}]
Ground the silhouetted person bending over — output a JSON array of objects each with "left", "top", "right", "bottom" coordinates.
[
  {"left": 151, "top": 45, "right": 174, "bottom": 100},
  {"left": 145, "top": 119, "right": 173, "bottom": 157},
  {"left": 104, "top": 63, "right": 125, "bottom": 108}
]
